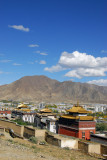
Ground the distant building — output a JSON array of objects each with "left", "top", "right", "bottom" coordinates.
[
  {"left": 16, "top": 103, "right": 31, "bottom": 112},
  {"left": 34, "top": 108, "right": 57, "bottom": 130},
  {"left": 95, "top": 106, "right": 104, "bottom": 112},
  {"left": 21, "top": 112, "right": 36, "bottom": 123},
  {"left": 58, "top": 102, "right": 96, "bottom": 140},
  {"left": 0, "top": 110, "right": 11, "bottom": 119},
  {"left": 46, "top": 118, "right": 58, "bottom": 133},
  {"left": 12, "top": 103, "right": 31, "bottom": 119}
]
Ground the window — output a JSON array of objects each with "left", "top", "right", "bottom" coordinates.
[
  {"left": 82, "top": 131, "right": 85, "bottom": 139},
  {"left": 53, "top": 126, "right": 56, "bottom": 129},
  {"left": 90, "top": 131, "right": 93, "bottom": 134}
]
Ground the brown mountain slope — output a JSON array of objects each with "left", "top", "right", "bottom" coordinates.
[{"left": 0, "top": 75, "right": 107, "bottom": 103}]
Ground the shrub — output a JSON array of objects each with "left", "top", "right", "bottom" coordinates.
[
  {"left": 7, "top": 139, "right": 14, "bottom": 143},
  {"left": 31, "top": 146, "right": 36, "bottom": 149},
  {"left": 64, "top": 147, "right": 70, "bottom": 150},
  {"left": 29, "top": 136, "right": 38, "bottom": 144}
]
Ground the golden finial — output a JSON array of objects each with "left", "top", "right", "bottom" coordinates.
[{"left": 77, "top": 101, "right": 79, "bottom": 107}]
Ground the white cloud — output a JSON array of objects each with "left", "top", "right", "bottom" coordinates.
[
  {"left": 0, "top": 60, "right": 12, "bottom": 63},
  {"left": 65, "top": 68, "right": 107, "bottom": 79},
  {"left": 40, "top": 52, "right": 48, "bottom": 56},
  {"left": 87, "top": 79, "right": 107, "bottom": 86},
  {"left": 29, "top": 44, "right": 39, "bottom": 47},
  {"left": 39, "top": 60, "right": 46, "bottom": 64},
  {"left": 58, "top": 51, "right": 107, "bottom": 68},
  {"left": 44, "top": 51, "right": 107, "bottom": 79},
  {"left": 13, "top": 63, "right": 22, "bottom": 66},
  {"left": 8, "top": 25, "right": 30, "bottom": 32},
  {"left": 34, "top": 51, "right": 48, "bottom": 56},
  {"left": 101, "top": 50, "right": 107, "bottom": 53},
  {"left": 44, "top": 65, "right": 65, "bottom": 72}
]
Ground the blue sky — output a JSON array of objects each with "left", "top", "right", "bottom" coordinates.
[{"left": 0, "top": 0, "right": 107, "bottom": 86}]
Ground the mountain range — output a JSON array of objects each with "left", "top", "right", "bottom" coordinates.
[{"left": 0, "top": 75, "right": 107, "bottom": 103}]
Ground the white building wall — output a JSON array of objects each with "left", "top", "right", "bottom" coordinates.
[
  {"left": 22, "top": 115, "right": 35, "bottom": 123},
  {"left": 61, "top": 139, "right": 78, "bottom": 149},
  {"left": 0, "top": 113, "right": 11, "bottom": 119},
  {"left": 50, "top": 122, "right": 56, "bottom": 133}
]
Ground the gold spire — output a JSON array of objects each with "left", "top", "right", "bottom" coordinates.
[{"left": 77, "top": 101, "right": 79, "bottom": 107}]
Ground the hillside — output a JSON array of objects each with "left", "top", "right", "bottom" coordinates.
[
  {"left": 0, "top": 133, "right": 99, "bottom": 160},
  {"left": 0, "top": 75, "right": 107, "bottom": 103}
]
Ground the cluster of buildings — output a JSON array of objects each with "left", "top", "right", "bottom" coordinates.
[
  {"left": 83, "top": 104, "right": 107, "bottom": 113},
  {"left": 0, "top": 101, "right": 107, "bottom": 141},
  {"left": 5, "top": 102, "right": 96, "bottom": 140}
]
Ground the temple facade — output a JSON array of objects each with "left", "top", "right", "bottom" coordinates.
[
  {"left": 58, "top": 103, "right": 96, "bottom": 140},
  {"left": 34, "top": 108, "right": 57, "bottom": 131}
]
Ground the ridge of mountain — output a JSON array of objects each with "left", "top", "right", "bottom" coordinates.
[{"left": 0, "top": 75, "right": 107, "bottom": 103}]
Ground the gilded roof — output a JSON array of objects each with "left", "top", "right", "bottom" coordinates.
[
  {"left": 61, "top": 115, "right": 94, "bottom": 120},
  {"left": 66, "top": 105, "right": 90, "bottom": 114},
  {"left": 17, "top": 104, "right": 28, "bottom": 108},
  {"left": 37, "top": 112, "right": 55, "bottom": 116},
  {"left": 16, "top": 108, "right": 31, "bottom": 112},
  {"left": 40, "top": 108, "right": 52, "bottom": 113}
]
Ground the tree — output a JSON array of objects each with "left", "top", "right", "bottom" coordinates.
[{"left": 96, "top": 123, "right": 107, "bottom": 132}]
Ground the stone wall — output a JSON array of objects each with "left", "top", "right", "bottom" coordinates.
[
  {"left": 45, "top": 131, "right": 104, "bottom": 156},
  {"left": 23, "top": 127, "right": 46, "bottom": 139},
  {"left": 23, "top": 126, "right": 36, "bottom": 138},
  {"left": 0, "top": 119, "right": 46, "bottom": 139},
  {"left": 101, "top": 144, "right": 107, "bottom": 155},
  {"left": 35, "top": 129, "right": 46, "bottom": 140},
  {"left": 78, "top": 141, "right": 100, "bottom": 154},
  {"left": 78, "top": 141, "right": 88, "bottom": 153},
  {"left": 45, "top": 132, "right": 78, "bottom": 149},
  {"left": 45, "top": 132, "right": 61, "bottom": 147},
  {"left": 0, "top": 119, "right": 24, "bottom": 137},
  {"left": 0, "top": 126, "right": 5, "bottom": 133},
  {"left": 88, "top": 144, "right": 100, "bottom": 154}
]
